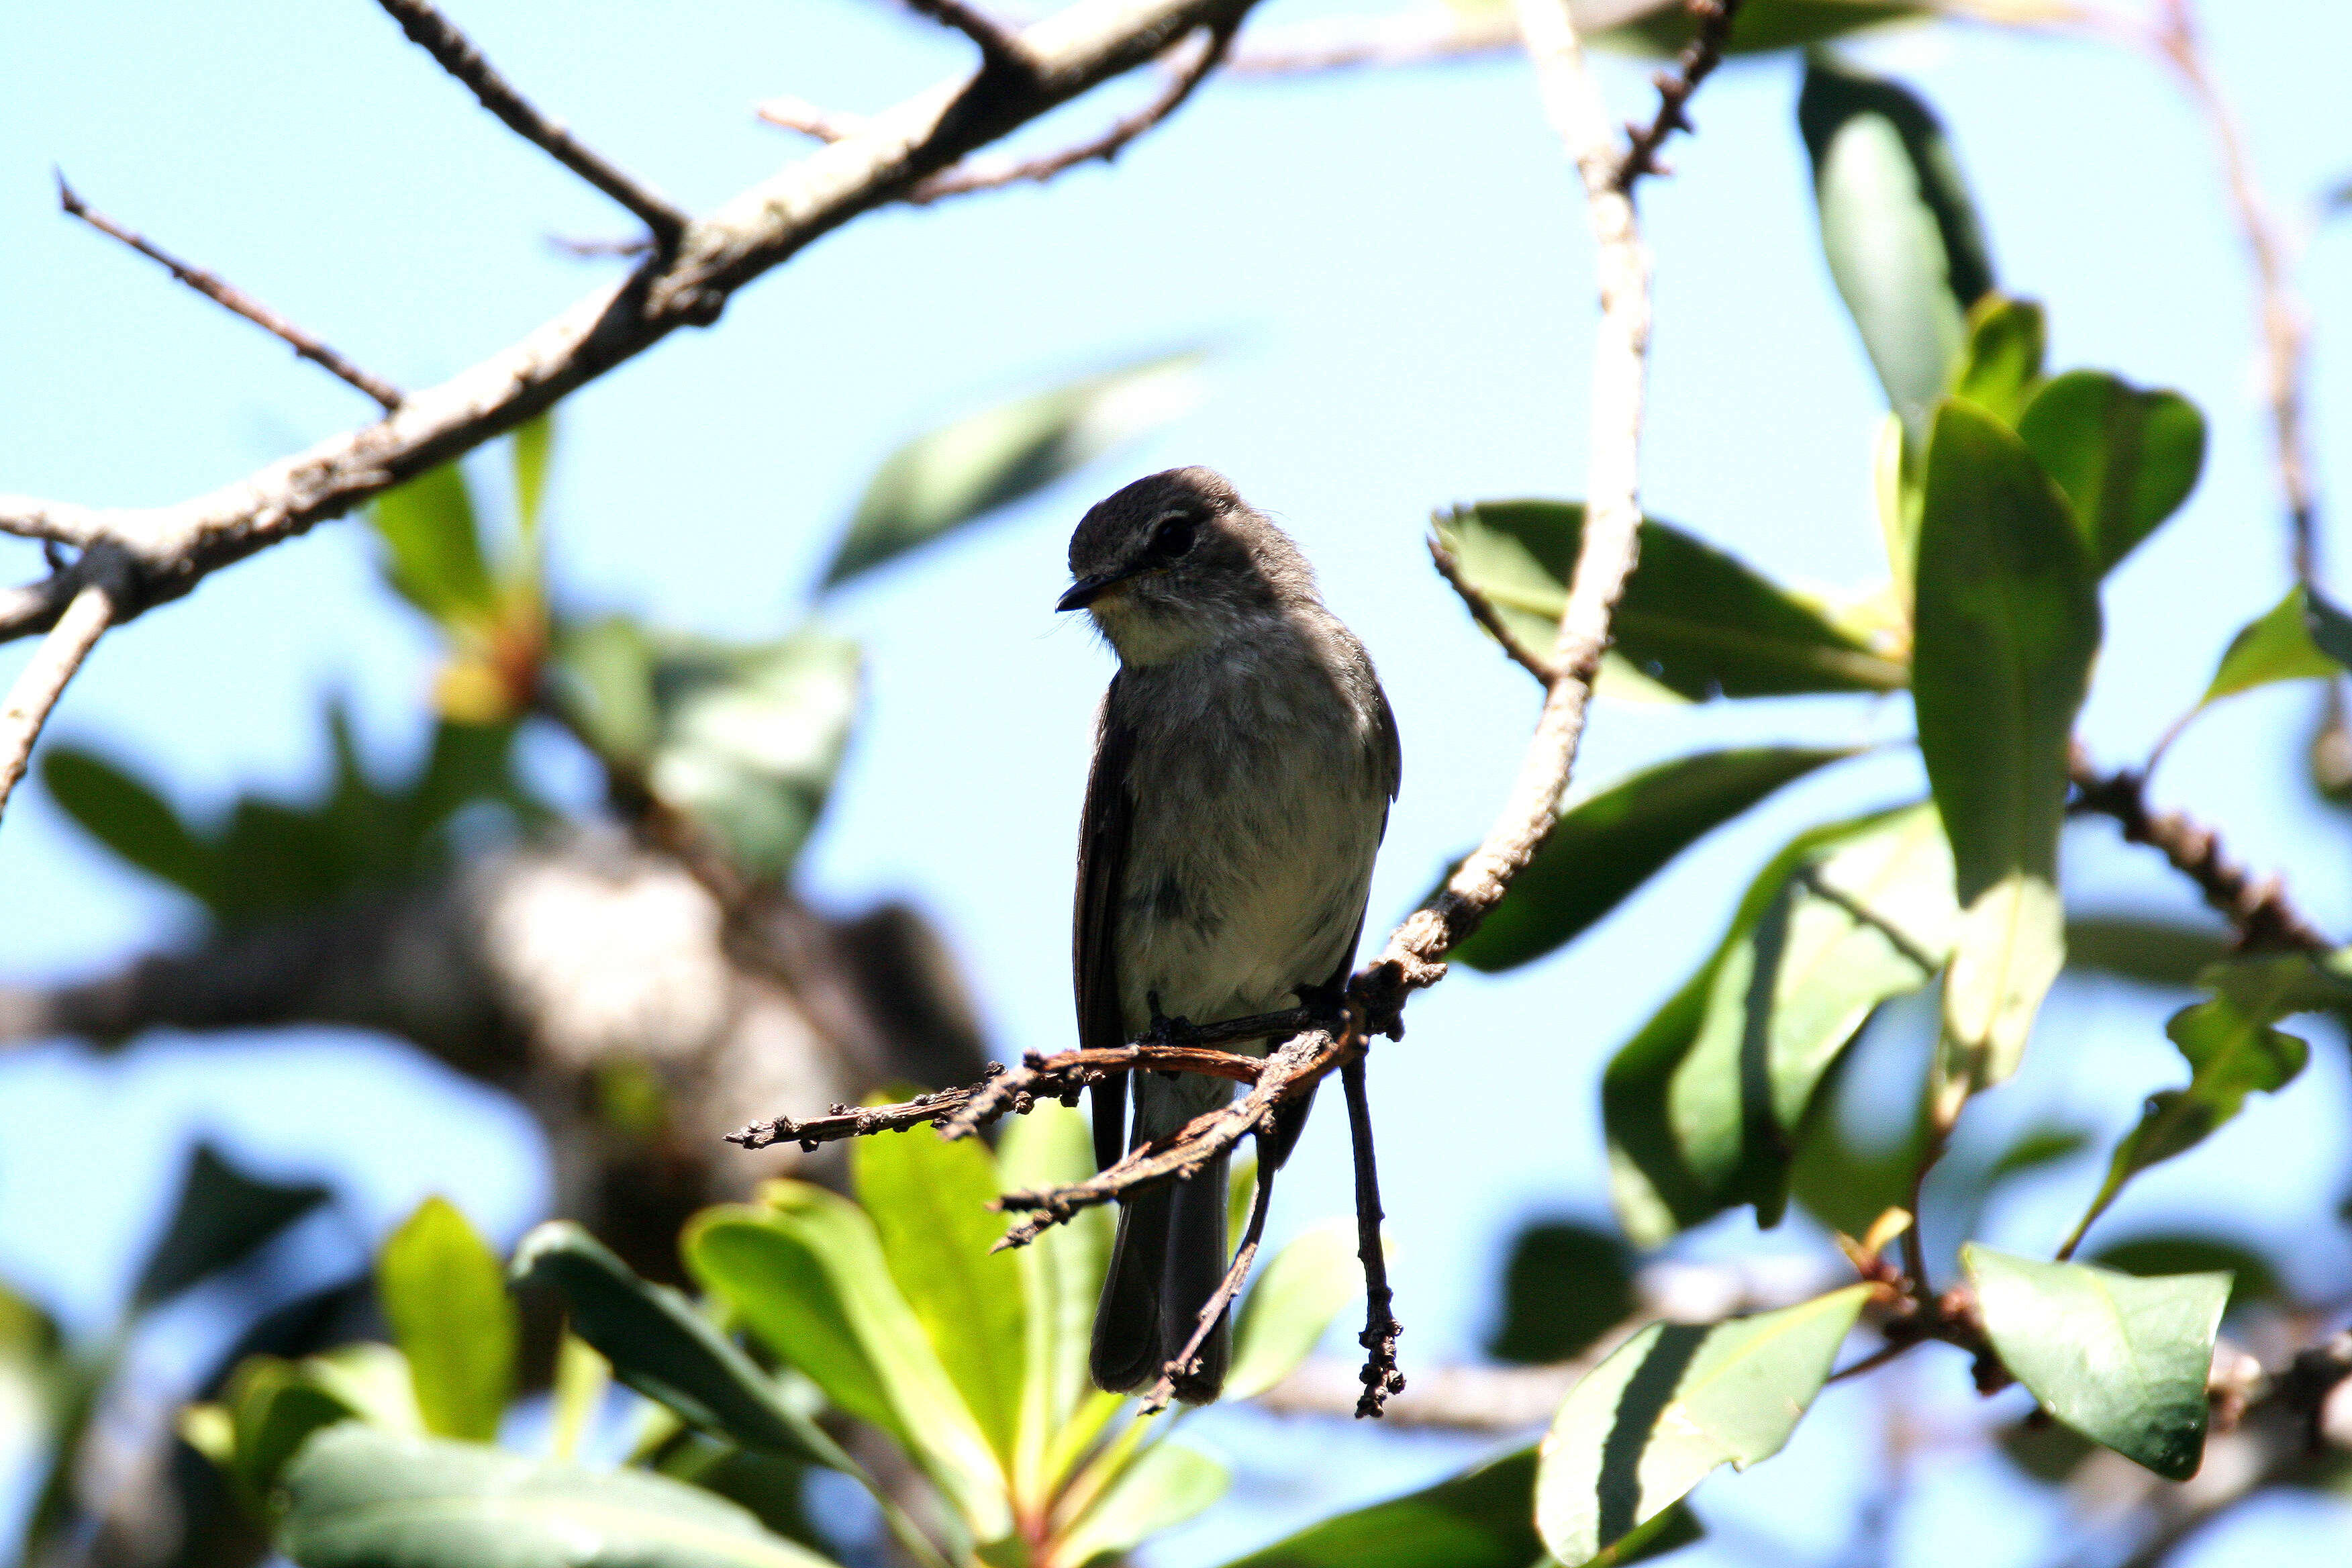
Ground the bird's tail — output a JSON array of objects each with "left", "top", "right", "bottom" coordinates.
[{"left": 1089, "top": 1150, "right": 1230, "bottom": 1404}]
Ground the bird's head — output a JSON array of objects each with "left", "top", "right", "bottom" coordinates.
[{"left": 1058, "top": 467, "right": 1313, "bottom": 665}]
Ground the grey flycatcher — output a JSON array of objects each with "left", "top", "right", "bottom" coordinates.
[{"left": 1057, "top": 467, "right": 1399, "bottom": 1404}]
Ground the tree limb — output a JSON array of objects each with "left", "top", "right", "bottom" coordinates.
[{"left": 0, "top": 573, "right": 118, "bottom": 821}]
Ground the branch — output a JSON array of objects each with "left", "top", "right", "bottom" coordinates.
[
  {"left": 1342, "top": 1055, "right": 1404, "bottom": 1414},
  {"left": 55, "top": 177, "right": 405, "bottom": 411},
  {"left": 373, "top": 0, "right": 689, "bottom": 252},
  {"left": 912, "top": 18, "right": 1239, "bottom": 201},
  {"left": 1142, "top": 1155, "right": 1274, "bottom": 1412},
  {"left": 755, "top": 97, "right": 872, "bottom": 144},
  {"left": 901, "top": 0, "right": 1034, "bottom": 73},
  {"left": 1224, "top": 8, "right": 1518, "bottom": 74},
  {"left": 1428, "top": 532, "right": 1560, "bottom": 683},
  {"left": 0, "top": 561, "right": 121, "bottom": 822},
  {"left": 1, "top": 0, "right": 1262, "bottom": 659},
  {"left": 2067, "top": 754, "right": 2333, "bottom": 954},
  {"left": 1615, "top": 0, "right": 1743, "bottom": 189}
]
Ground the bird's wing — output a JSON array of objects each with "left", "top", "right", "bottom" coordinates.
[{"left": 1075, "top": 676, "right": 1138, "bottom": 1172}]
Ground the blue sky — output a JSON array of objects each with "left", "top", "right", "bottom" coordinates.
[{"left": 3, "top": 1, "right": 2350, "bottom": 1562}]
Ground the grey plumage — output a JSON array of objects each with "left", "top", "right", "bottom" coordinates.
[{"left": 1061, "top": 467, "right": 1399, "bottom": 1404}]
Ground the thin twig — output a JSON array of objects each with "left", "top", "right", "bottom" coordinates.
[
  {"left": 1224, "top": 8, "right": 1519, "bottom": 74},
  {"left": 1428, "top": 534, "right": 1560, "bottom": 683},
  {"left": 1616, "top": 0, "right": 1744, "bottom": 189},
  {"left": 755, "top": 97, "right": 871, "bottom": 144},
  {"left": 912, "top": 18, "right": 1239, "bottom": 202},
  {"left": 902, "top": 0, "right": 1032, "bottom": 72},
  {"left": 1342, "top": 1055, "right": 1404, "bottom": 1415},
  {"left": 1144, "top": 1155, "right": 1274, "bottom": 1412},
  {"left": 546, "top": 234, "right": 654, "bottom": 258},
  {"left": 0, "top": 499, "right": 108, "bottom": 552},
  {"left": 0, "top": 574, "right": 119, "bottom": 824},
  {"left": 374, "top": 0, "right": 690, "bottom": 252},
  {"left": 2068, "top": 754, "right": 2333, "bottom": 954},
  {"left": 56, "top": 177, "right": 403, "bottom": 411}
]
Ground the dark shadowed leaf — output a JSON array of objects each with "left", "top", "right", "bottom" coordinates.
[
  {"left": 1228, "top": 1218, "right": 1361, "bottom": 1401},
  {"left": 1488, "top": 1221, "right": 1636, "bottom": 1366},
  {"left": 134, "top": 1144, "right": 330, "bottom": 1312},
  {"left": 377, "top": 1197, "right": 516, "bottom": 1443},
  {"left": 2307, "top": 586, "right": 2352, "bottom": 666},
  {"left": 369, "top": 464, "right": 497, "bottom": 630},
  {"left": 2015, "top": 371, "right": 2204, "bottom": 575},
  {"left": 1950, "top": 295, "right": 2045, "bottom": 426},
  {"left": 1451, "top": 746, "right": 1857, "bottom": 973},
  {"left": 1435, "top": 502, "right": 1904, "bottom": 699},
  {"left": 1535, "top": 1287, "right": 1869, "bottom": 1567},
  {"left": 2091, "top": 1235, "right": 2282, "bottom": 1312},
  {"left": 218, "top": 1356, "right": 362, "bottom": 1511},
  {"left": 1057, "top": 1441, "right": 1229, "bottom": 1567},
  {"left": 1606, "top": 805, "right": 1957, "bottom": 1246},
  {"left": 2065, "top": 916, "right": 2231, "bottom": 990},
  {"left": 1961, "top": 1245, "right": 2226, "bottom": 1480},
  {"left": 1800, "top": 54, "right": 1994, "bottom": 445},
  {"left": 40, "top": 748, "right": 214, "bottom": 905},
  {"left": 1610, "top": 0, "right": 1922, "bottom": 54},
  {"left": 822, "top": 352, "right": 1204, "bottom": 590},
  {"left": 1914, "top": 401, "right": 2097, "bottom": 1123},
  {"left": 851, "top": 1120, "right": 1026, "bottom": 1462},
  {"left": 1220, "top": 1447, "right": 1598, "bottom": 1568},
  {"left": 279, "top": 1424, "right": 834, "bottom": 1568}
]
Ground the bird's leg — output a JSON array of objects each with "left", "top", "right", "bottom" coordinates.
[
  {"left": 1288, "top": 979, "right": 1353, "bottom": 1032},
  {"left": 1144, "top": 989, "right": 1199, "bottom": 1077}
]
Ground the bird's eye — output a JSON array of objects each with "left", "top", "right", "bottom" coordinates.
[{"left": 1149, "top": 516, "right": 1197, "bottom": 558}]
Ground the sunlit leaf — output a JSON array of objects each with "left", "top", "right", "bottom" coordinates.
[
  {"left": 377, "top": 1197, "right": 516, "bottom": 1443},
  {"left": 548, "top": 1332, "right": 610, "bottom": 1462},
  {"left": 1606, "top": 804, "right": 1957, "bottom": 1246},
  {"left": 1912, "top": 401, "right": 2096, "bottom": 1124},
  {"left": 511, "top": 412, "right": 554, "bottom": 540},
  {"left": 1055, "top": 1440, "right": 1228, "bottom": 1567},
  {"left": 1800, "top": 54, "right": 1995, "bottom": 446},
  {"left": 1950, "top": 295, "right": 2045, "bottom": 426},
  {"left": 369, "top": 462, "right": 497, "bottom": 630},
  {"left": 134, "top": 1143, "right": 330, "bottom": 1312},
  {"left": 279, "top": 1424, "right": 835, "bottom": 1568},
  {"left": 1435, "top": 502, "right": 1905, "bottom": 698},
  {"left": 999, "top": 1104, "right": 1117, "bottom": 1498},
  {"left": 1226, "top": 1218, "right": 1360, "bottom": 1401},
  {"left": 1451, "top": 746, "right": 1858, "bottom": 973},
  {"left": 1535, "top": 1287, "right": 1871, "bottom": 1567},
  {"left": 1488, "top": 1221, "right": 1636, "bottom": 1366},
  {"left": 823, "top": 351, "right": 1206, "bottom": 590},
  {"left": 219, "top": 1355, "right": 362, "bottom": 1512},
  {"left": 1961, "top": 1244, "right": 2226, "bottom": 1480},
  {"left": 2201, "top": 587, "right": 2343, "bottom": 705},
  {"left": 2015, "top": 371, "right": 2204, "bottom": 575}
]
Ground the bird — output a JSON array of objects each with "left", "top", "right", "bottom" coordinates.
[{"left": 1057, "top": 466, "right": 1399, "bottom": 1404}]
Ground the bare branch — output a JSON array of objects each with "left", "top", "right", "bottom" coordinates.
[
  {"left": 0, "top": 497, "right": 109, "bottom": 552},
  {"left": 0, "top": 565, "right": 121, "bottom": 823},
  {"left": 374, "top": 0, "right": 690, "bottom": 251},
  {"left": 755, "top": 97, "right": 871, "bottom": 144},
  {"left": 1224, "top": 8, "right": 1518, "bottom": 74},
  {"left": 1615, "top": 0, "right": 1743, "bottom": 190},
  {"left": 1427, "top": 532, "right": 1560, "bottom": 683},
  {"left": 546, "top": 234, "right": 654, "bottom": 258},
  {"left": 901, "top": 0, "right": 1034, "bottom": 72},
  {"left": 55, "top": 176, "right": 404, "bottom": 411},
  {"left": 1342, "top": 1055, "right": 1404, "bottom": 1415},
  {"left": 1144, "top": 1155, "right": 1274, "bottom": 1412},
  {"left": 913, "top": 19, "right": 1240, "bottom": 202}
]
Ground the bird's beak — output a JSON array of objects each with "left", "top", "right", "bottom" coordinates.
[{"left": 1056, "top": 571, "right": 1125, "bottom": 612}]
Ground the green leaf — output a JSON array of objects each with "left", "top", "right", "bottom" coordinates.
[
  {"left": 2063, "top": 955, "right": 2337, "bottom": 1253},
  {"left": 2015, "top": 371, "right": 2204, "bottom": 575},
  {"left": 1606, "top": 804, "right": 1957, "bottom": 1246},
  {"left": 377, "top": 1197, "right": 517, "bottom": 1442},
  {"left": 2090, "top": 1235, "right": 2281, "bottom": 1312},
  {"left": 549, "top": 1332, "right": 611, "bottom": 1462},
  {"left": 1961, "top": 1244, "right": 2227, "bottom": 1479},
  {"left": 510, "top": 1222, "right": 847, "bottom": 1473},
  {"left": 688, "top": 1187, "right": 1011, "bottom": 1544},
  {"left": 221, "top": 1355, "right": 362, "bottom": 1510},
  {"left": 1800, "top": 54, "right": 1996, "bottom": 446},
  {"left": 2202, "top": 587, "right": 2343, "bottom": 705},
  {"left": 824, "top": 351, "right": 1206, "bottom": 590},
  {"left": 40, "top": 748, "right": 215, "bottom": 905},
  {"left": 1226, "top": 1218, "right": 1361, "bottom": 1402},
  {"left": 1950, "top": 295, "right": 2045, "bottom": 426},
  {"left": 2308, "top": 585, "right": 2352, "bottom": 665},
  {"left": 1055, "top": 1440, "right": 1229, "bottom": 1567},
  {"left": 1535, "top": 1287, "right": 1871, "bottom": 1567},
  {"left": 511, "top": 412, "right": 554, "bottom": 540},
  {"left": 1609, "top": 0, "right": 1923, "bottom": 56},
  {"left": 2064, "top": 916, "right": 2231, "bottom": 990},
  {"left": 370, "top": 462, "right": 497, "bottom": 629},
  {"left": 997, "top": 1104, "right": 1116, "bottom": 1496},
  {"left": 279, "top": 1424, "right": 836, "bottom": 1568},
  {"left": 1452, "top": 746, "right": 1859, "bottom": 972},
  {"left": 1434, "top": 502, "right": 1906, "bottom": 699},
  {"left": 1219, "top": 1447, "right": 1549, "bottom": 1568},
  {"left": 851, "top": 1123, "right": 1026, "bottom": 1463},
  {"left": 1488, "top": 1221, "right": 1637, "bottom": 1366},
  {"left": 1912, "top": 400, "right": 2098, "bottom": 1122},
  {"left": 134, "top": 1143, "right": 331, "bottom": 1312}
]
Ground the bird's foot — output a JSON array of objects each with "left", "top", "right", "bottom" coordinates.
[
  {"left": 1289, "top": 979, "right": 1353, "bottom": 1030},
  {"left": 1144, "top": 991, "right": 1195, "bottom": 1047}
]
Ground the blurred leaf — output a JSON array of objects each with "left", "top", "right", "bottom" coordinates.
[
  {"left": 511, "top": 412, "right": 554, "bottom": 541},
  {"left": 548, "top": 1332, "right": 610, "bottom": 1462},
  {"left": 1999, "top": 1416, "right": 2096, "bottom": 1485},
  {"left": 377, "top": 1197, "right": 516, "bottom": 1443},
  {"left": 1488, "top": 1221, "right": 1636, "bottom": 1366},
  {"left": 1606, "top": 804, "right": 1957, "bottom": 1246},
  {"left": 652, "top": 1436, "right": 818, "bottom": 1551},
  {"left": 40, "top": 748, "right": 214, "bottom": 905},
  {"left": 1913, "top": 401, "right": 2096, "bottom": 1125},
  {"left": 1536, "top": 1287, "right": 1871, "bottom": 1567},
  {"left": 511, "top": 1222, "right": 847, "bottom": 1472},
  {"left": 1800, "top": 54, "right": 1995, "bottom": 446},
  {"left": 1057, "top": 1440, "right": 1228, "bottom": 1567},
  {"left": 2202, "top": 587, "right": 2344, "bottom": 705},
  {"left": 279, "top": 1424, "right": 836, "bottom": 1568},
  {"left": 689, "top": 1187, "right": 1010, "bottom": 1544},
  {"left": 851, "top": 1119, "right": 1026, "bottom": 1463},
  {"left": 134, "top": 1143, "right": 330, "bottom": 1312},
  {"left": 298, "top": 1342, "right": 430, "bottom": 1432},
  {"left": 2063, "top": 955, "right": 2341, "bottom": 1253},
  {"left": 1962, "top": 1244, "right": 2226, "bottom": 1480},
  {"left": 2065, "top": 916, "right": 2231, "bottom": 990},
  {"left": 1221, "top": 1447, "right": 1551, "bottom": 1568},
  {"left": 999, "top": 1104, "right": 1117, "bottom": 1496},
  {"left": 1227, "top": 1218, "right": 1360, "bottom": 1402},
  {"left": 824, "top": 351, "right": 1205, "bottom": 590},
  {"left": 1950, "top": 295, "right": 2045, "bottom": 426},
  {"left": 1451, "top": 746, "right": 1858, "bottom": 973},
  {"left": 1984, "top": 1125, "right": 2091, "bottom": 1186},
  {"left": 2091, "top": 1235, "right": 2281, "bottom": 1311},
  {"left": 219, "top": 1357, "right": 360, "bottom": 1515},
  {"left": 1436, "top": 502, "right": 1905, "bottom": 698},
  {"left": 1608, "top": 0, "right": 1923, "bottom": 55},
  {"left": 370, "top": 462, "right": 497, "bottom": 629},
  {"left": 2309, "top": 586, "right": 2352, "bottom": 665},
  {"left": 2015, "top": 371, "right": 2204, "bottom": 575}
]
